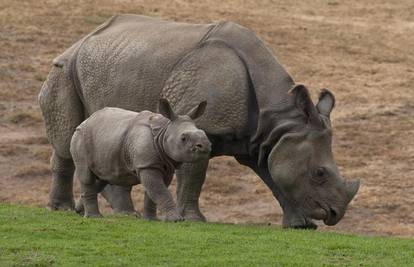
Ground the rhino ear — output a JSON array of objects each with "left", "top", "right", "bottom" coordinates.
[
  {"left": 316, "top": 89, "right": 335, "bottom": 118},
  {"left": 187, "top": 100, "right": 207, "bottom": 120},
  {"left": 158, "top": 98, "right": 177, "bottom": 121},
  {"left": 289, "top": 84, "right": 321, "bottom": 126}
]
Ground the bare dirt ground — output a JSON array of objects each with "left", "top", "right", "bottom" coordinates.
[{"left": 0, "top": 0, "right": 413, "bottom": 237}]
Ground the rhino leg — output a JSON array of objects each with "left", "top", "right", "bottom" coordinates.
[
  {"left": 235, "top": 155, "right": 317, "bottom": 229},
  {"left": 175, "top": 159, "right": 209, "bottom": 221},
  {"left": 48, "top": 151, "right": 75, "bottom": 210},
  {"left": 101, "top": 185, "right": 136, "bottom": 215},
  {"left": 140, "top": 169, "right": 182, "bottom": 222},
  {"left": 143, "top": 173, "right": 173, "bottom": 220},
  {"left": 161, "top": 42, "right": 250, "bottom": 222},
  {"left": 143, "top": 192, "right": 158, "bottom": 220},
  {"left": 78, "top": 172, "right": 107, "bottom": 218},
  {"left": 39, "top": 64, "right": 84, "bottom": 211}
]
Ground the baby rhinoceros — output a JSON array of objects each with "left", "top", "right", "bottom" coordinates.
[{"left": 70, "top": 99, "right": 211, "bottom": 221}]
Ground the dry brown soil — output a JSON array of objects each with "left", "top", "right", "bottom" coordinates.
[{"left": 0, "top": 0, "right": 413, "bottom": 237}]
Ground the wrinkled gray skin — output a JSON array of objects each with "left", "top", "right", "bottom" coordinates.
[
  {"left": 70, "top": 99, "right": 211, "bottom": 221},
  {"left": 39, "top": 14, "right": 360, "bottom": 228}
]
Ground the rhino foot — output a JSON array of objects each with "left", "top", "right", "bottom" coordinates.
[
  {"left": 47, "top": 199, "right": 75, "bottom": 211},
  {"left": 143, "top": 215, "right": 159, "bottom": 221},
  {"left": 164, "top": 212, "right": 184, "bottom": 222},
  {"left": 74, "top": 199, "right": 84, "bottom": 215},
  {"left": 180, "top": 208, "right": 206, "bottom": 222},
  {"left": 117, "top": 210, "right": 141, "bottom": 218}
]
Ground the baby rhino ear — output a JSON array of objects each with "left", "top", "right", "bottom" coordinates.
[
  {"left": 187, "top": 101, "right": 207, "bottom": 120},
  {"left": 158, "top": 98, "right": 177, "bottom": 121}
]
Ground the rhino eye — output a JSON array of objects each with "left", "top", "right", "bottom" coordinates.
[
  {"left": 312, "top": 167, "right": 327, "bottom": 184},
  {"left": 181, "top": 134, "right": 187, "bottom": 142},
  {"left": 316, "top": 167, "right": 325, "bottom": 177}
]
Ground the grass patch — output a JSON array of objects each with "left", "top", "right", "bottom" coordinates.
[{"left": 0, "top": 204, "right": 413, "bottom": 266}]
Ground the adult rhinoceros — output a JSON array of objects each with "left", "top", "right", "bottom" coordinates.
[{"left": 39, "top": 14, "right": 359, "bottom": 229}]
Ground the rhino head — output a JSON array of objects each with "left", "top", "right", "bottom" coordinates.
[
  {"left": 267, "top": 85, "right": 360, "bottom": 226},
  {"left": 158, "top": 98, "right": 211, "bottom": 163}
]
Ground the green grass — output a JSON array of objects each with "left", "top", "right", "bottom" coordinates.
[{"left": 0, "top": 204, "right": 413, "bottom": 266}]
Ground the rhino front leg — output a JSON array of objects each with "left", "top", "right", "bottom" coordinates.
[
  {"left": 48, "top": 151, "right": 75, "bottom": 211},
  {"left": 140, "top": 169, "right": 182, "bottom": 222},
  {"left": 143, "top": 192, "right": 157, "bottom": 220},
  {"left": 143, "top": 174, "right": 173, "bottom": 220},
  {"left": 100, "top": 185, "right": 136, "bottom": 215},
  {"left": 175, "top": 159, "right": 209, "bottom": 221}
]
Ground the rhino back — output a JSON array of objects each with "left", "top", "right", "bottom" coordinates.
[{"left": 76, "top": 15, "right": 215, "bottom": 114}]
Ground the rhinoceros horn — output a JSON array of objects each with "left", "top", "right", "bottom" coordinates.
[{"left": 346, "top": 179, "right": 360, "bottom": 203}]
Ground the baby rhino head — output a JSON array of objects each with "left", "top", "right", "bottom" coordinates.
[{"left": 158, "top": 98, "right": 211, "bottom": 163}]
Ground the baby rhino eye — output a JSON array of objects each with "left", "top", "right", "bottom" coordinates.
[{"left": 180, "top": 134, "right": 187, "bottom": 142}]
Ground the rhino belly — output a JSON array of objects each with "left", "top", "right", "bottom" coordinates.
[{"left": 94, "top": 169, "right": 139, "bottom": 187}]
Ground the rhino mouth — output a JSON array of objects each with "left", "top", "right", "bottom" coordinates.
[
  {"left": 306, "top": 199, "right": 327, "bottom": 220},
  {"left": 323, "top": 207, "right": 341, "bottom": 226},
  {"left": 190, "top": 150, "right": 210, "bottom": 157},
  {"left": 309, "top": 207, "right": 327, "bottom": 220},
  {"left": 190, "top": 145, "right": 211, "bottom": 155},
  {"left": 309, "top": 200, "right": 342, "bottom": 226}
]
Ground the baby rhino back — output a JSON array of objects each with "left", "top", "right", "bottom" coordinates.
[{"left": 71, "top": 108, "right": 164, "bottom": 185}]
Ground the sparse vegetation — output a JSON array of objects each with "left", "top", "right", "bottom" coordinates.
[
  {"left": 7, "top": 111, "right": 42, "bottom": 125},
  {"left": 12, "top": 163, "right": 50, "bottom": 178}
]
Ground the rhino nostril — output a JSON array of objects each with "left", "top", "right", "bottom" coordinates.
[
  {"left": 195, "top": 143, "right": 203, "bottom": 149},
  {"left": 330, "top": 208, "right": 338, "bottom": 219}
]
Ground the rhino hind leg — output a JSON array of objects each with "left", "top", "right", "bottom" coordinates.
[
  {"left": 48, "top": 151, "right": 75, "bottom": 210},
  {"left": 175, "top": 159, "right": 209, "bottom": 221},
  {"left": 39, "top": 64, "right": 85, "bottom": 211},
  {"left": 78, "top": 173, "right": 107, "bottom": 218},
  {"left": 101, "top": 185, "right": 136, "bottom": 215}
]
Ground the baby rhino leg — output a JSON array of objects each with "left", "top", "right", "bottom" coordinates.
[
  {"left": 75, "top": 164, "right": 106, "bottom": 218},
  {"left": 81, "top": 179, "right": 107, "bottom": 218},
  {"left": 140, "top": 169, "right": 182, "bottom": 222},
  {"left": 101, "top": 185, "right": 136, "bottom": 215},
  {"left": 143, "top": 175, "right": 173, "bottom": 221}
]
